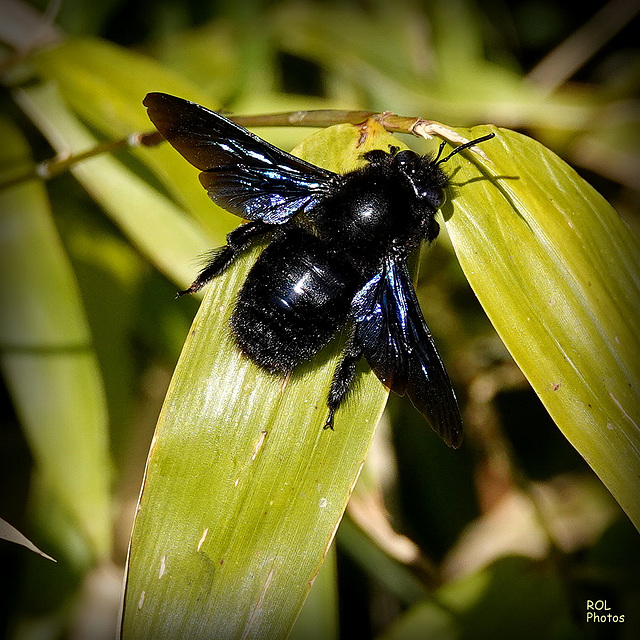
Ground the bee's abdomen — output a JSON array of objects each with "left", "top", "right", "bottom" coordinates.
[{"left": 231, "top": 229, "right": 361, "bottom": 372}]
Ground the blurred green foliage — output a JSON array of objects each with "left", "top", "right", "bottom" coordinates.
[{"left": 1, "top": 0, "right": 638, "bottom": 639}]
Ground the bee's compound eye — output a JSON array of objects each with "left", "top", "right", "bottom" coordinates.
[
  {"left": 395, "top": 150, "right": 416, "bottom": 171},
  {"left": 424, "top": 186, "right": 445, "bottom": 209}
]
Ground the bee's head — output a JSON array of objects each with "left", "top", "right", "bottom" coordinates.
[
  {"left": 392, "top": 132, "right": 495, "bottom": 210},
  {"left": 392, "top": 149, "right": 447, "bottom": 210}
]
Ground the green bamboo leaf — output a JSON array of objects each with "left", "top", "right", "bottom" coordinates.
[
  {"left": 31, "top": 36, "right": 236, "bottom": 238},
  {"left": 151, "top": 21, "right": 240, "bottom": 102},
  {"left": 271, "top": 2, "right": 592, "bottom": 131},
  {"left": 444, "top": 126, "right": 640, "bottom": 528},
  {"left": 30, "top": 37, "right": 202, "bottom": 134},
  {"left": 16, "top": 82, "right": 211, "bottom": 291},
  {"left": 122, "top": 122, "right": 407, "bottom": 639},
  {"left": 381, "top": 557, "right": 574, "bottom": 640},
  {"left": 0, "top": 517, "right": 56, "bottom": 562},
  {"left": 0, "top": 115, "right": 111, "bottom": 561}
]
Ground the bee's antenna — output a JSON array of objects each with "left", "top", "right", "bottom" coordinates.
[
  {"left": 433, "top": 140, "right": 448, "bottom": 163},
  {"left": 435, "top": 133, "right": 495, "bottom": 166}
]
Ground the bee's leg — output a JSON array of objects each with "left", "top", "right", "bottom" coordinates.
[
  {"left": 324, "top": 327, "right": 363, "bottom": 430},
  {"left": 177, "top": 220, "right": 272, "bottom": 296}
]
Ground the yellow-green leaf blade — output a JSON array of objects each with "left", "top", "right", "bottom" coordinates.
[
  {"left": 122, "top": 122, "right": 408, "bottom": 639},
  {"left": 445, "top": 126, "right": 640, "bottom": 528},
  {"left": 31, "top": 36, "right": 237, "bottom": 238},
  {"left": 16, "top": 82, "right": 211, "bottom": 291},
  {"left": 0, "top": 115, "right": 112, "bottom": 560}
]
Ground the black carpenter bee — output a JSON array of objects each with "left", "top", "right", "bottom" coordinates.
[{"left": 144, "top": 92, "right": 494, "bottom": 448}]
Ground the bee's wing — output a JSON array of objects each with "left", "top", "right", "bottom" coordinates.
[
  {"left": 144, "top": 92, "right": 336, "bottom": 224},
  {"left": 352, "top": 257, "right": 463, "bottom": 448}
]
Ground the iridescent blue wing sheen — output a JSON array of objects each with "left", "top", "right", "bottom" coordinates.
[
  {"left": 144, "top": 92, "right": 336, "bottom": 224},
  {"left": 352, "top": 257, "right": 463, "bottom": 447}
]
